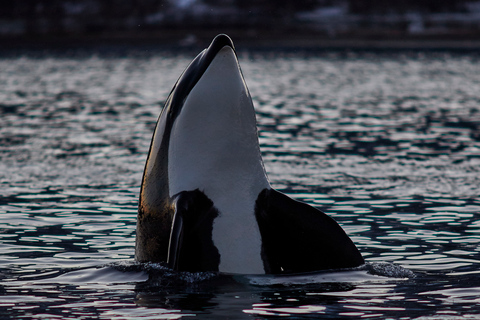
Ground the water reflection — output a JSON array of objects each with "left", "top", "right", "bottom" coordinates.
[
  {"left": 1, "top": 50, "right": 480, "bottom": 318},
  {"left": 130, "top": 265, "right": 401, "bottom": 319}
]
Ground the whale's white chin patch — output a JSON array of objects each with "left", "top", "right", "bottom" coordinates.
[{"left": 168, "top": 46, "right": 269, "bottom": 274}]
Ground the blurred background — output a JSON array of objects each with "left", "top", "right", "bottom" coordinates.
[{"left": 2, "top": 0, "right": 480, "bottom": 48}]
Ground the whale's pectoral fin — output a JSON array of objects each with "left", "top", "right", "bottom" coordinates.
[
  {"left": 167, "top": 189, "right": 220, "bottom": 272},
  {"left": 255, "top": 188, "right": 364, "bottom": 274}
]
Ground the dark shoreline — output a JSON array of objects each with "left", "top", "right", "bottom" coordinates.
[{"left": 2, "top": 30, "right": 480, "bottom": 53}]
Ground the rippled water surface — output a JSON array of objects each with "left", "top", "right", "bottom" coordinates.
[{"left": 1, "top": 48, "right": 480, "bottom": 319}]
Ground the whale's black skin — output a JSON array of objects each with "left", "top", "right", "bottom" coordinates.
[
  {"left": 255, "top": 188, "right": 364, "bottom": 273},
  {"left": 167, "top": 190, "right": 220, "bottom": 272},
  {"left": 135, "top": 34, "right": 364, "bottom": 273},
  {"left": 165, "top": 188, "right": 364, "bottom": 274}
]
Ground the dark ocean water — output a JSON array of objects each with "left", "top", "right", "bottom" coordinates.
[{"left": 1, "top": 48, "right": 480, "bottom": 319}]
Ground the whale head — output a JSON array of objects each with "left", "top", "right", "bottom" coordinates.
[
  {"left": 135, "top": 34, "right": 364, "bottom": 274},
  {"left": 136, "top": 35, "right": 270, "bottom": 272}
]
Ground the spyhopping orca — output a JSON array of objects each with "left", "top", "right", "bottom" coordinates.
[{"left": 135, "top": 34, "right": 364, "bottom": 274}]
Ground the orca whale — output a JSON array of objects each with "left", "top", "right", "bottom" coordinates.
[{"left": 135, "top": 34, "right": 364, "bottom": 274}]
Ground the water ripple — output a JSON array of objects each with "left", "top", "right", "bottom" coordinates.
[{"left": 2, "top": 50, "right": 480, "bottom": 318}]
